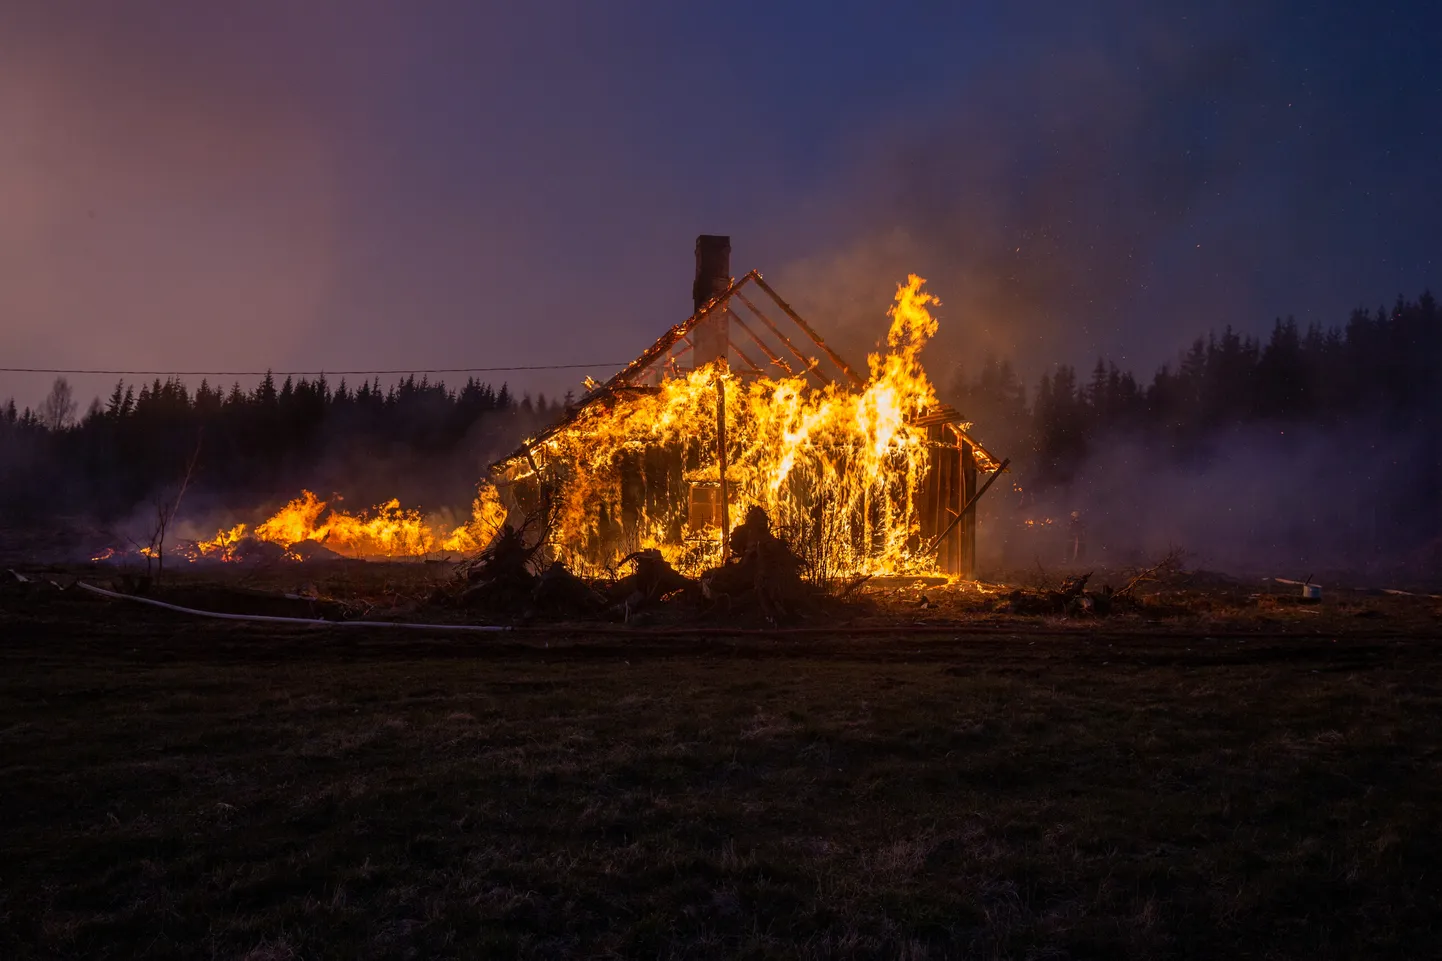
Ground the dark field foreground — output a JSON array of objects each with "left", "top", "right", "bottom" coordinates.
[{"left": 2, "top": 591, "right": 1440, "bottom": 959}]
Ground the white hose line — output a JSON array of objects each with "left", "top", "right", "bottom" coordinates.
[{"left": 75, "top": 581, "right": 510, "bottom": 632}]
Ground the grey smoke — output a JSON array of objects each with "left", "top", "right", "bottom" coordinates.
[{"left": 977, "top": 417, "right": 1437, "bottom": 583}]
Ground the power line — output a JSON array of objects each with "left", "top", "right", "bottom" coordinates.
[{"left": 0, "top": 363, "right": 625, "bottom": 377}]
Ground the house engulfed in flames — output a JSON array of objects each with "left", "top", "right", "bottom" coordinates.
[{"left": 489, "top": 236, "right": 1003, "bottom": 579}]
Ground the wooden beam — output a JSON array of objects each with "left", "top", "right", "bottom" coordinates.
[
  {"left": 597, "top": 271, "right": 756, "bottom": 394},
  {"left": 750, "top": 272, "right": 864, "bottom": 386},
  {"left": 946, "top": 423, "right": 1004, "bottom": 472},
  {"left": 727, "top": 309, "right": 797, "bottom": 376},
  {"left": 731, "top": 290, "right": 833, "bottom": 387},
  {"left": 489, "top": 272, "right": 759, "bottom": 472},
  {"left": 924, "top": 458, "right": 1010, "bottom": 559},
  {"left": 729, "top": 339, "right": 764, "bottom": 374},
  {"left": 716, "top": 371, "right": 730, "bottom": 551},
  {"left": 668, "top": 333, "right": 694, "bottom": 370}
]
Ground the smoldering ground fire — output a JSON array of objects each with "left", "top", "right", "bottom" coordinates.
[{"left": 98, "top": 237, "right": 1005, "bottom": 579}]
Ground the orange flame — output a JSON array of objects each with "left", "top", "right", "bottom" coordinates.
[
  {"left": 241, "top": 487, "right": 504, "bottom": 558},
  {"left": 192, "top": 523, "right": 248, "bottom": 561},
  {"left": 519, "top": 274, "right": 959, "bottom": 575},
  {"left": 170, "top": 483, "right": 507, "bottom": 562}
]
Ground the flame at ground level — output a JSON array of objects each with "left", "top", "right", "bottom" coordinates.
[{"left": 161, "top": 485, "right": 507, "bottom": 562}]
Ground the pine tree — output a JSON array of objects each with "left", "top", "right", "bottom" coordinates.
[
  {"left": 1087, "top": 358, "right": 1108, "bottom": 419},
  {"left": 256, "top": 372, "right": 278, "bottom": 406},
  {"left": 105, "top": 381, "right": 127, "bottom": 418}
]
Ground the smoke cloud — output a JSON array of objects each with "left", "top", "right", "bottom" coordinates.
[
  {"left": 978, "top": 417, "right": 1440, "bottom": 584},
  {"left": 772, "top": 2, "right": 1441, "bottom": 385}
]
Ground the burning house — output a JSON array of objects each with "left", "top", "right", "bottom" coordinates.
[
  {"left": 93, "top": 237, "right": 1001, "bottom": 576},
  {"left": 490, "top": 236, "right": 1004, "bottom": 579}
]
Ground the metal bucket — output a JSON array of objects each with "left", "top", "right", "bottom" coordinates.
[{"left": 1302, "top": 583, "right": 1322, "bottom": 601}]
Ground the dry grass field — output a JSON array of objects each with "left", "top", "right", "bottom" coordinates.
[{"left": 2, "top": 572, "right": 1440, "bottom": 959}]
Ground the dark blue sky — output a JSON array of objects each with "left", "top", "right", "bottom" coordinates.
[{"left": 2, "top": 1, "right": 1438, "bottom": 408}]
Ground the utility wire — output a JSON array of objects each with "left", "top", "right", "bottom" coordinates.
[{"left": 0, "top": 363, "right": 625, "bottom": 376}]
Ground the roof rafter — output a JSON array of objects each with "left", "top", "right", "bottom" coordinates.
[
  {"left": 490, "top": 268, "right": 877, "bottom": 472},
  {"left": 727, "top": 309, "right": 797, "bottom": 377},
  {"left": 731, "top": 291, "right": 832, "bottom": 387},
  {"left": 750, "top": 272, "right": 864, "bottom": 386}
]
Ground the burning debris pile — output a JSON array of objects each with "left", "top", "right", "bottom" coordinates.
[
  {"left": 432, "top": 502, "right": 822, "bottom": 625},
  {"left": 701, "top": 506, "right": 811, "bottom": 621}
]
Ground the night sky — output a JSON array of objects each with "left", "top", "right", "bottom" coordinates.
[{"left": 2, "top": 1, "right": 1439, "bottom": 410}]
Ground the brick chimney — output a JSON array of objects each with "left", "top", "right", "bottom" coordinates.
[{"left": 690, "top": 235, "right": 731, "bottom": 367}]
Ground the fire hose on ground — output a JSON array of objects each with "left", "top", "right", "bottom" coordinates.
[
  {"left": 71, "top": 580, "right": 511, "bottom": 632},
  {"left": 6, "top": 570, "right": 1432, "bottom": 640}
]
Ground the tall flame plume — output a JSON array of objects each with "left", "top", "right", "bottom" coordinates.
[{"left": 517, "top": 274, "right": 958, "bottom": 575}]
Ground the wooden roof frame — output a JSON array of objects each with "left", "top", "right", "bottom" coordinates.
[
  {"left": 491, "top": 269, "right": 863, "bottom": 471},
  {"left": 490, "top": 270, "right": 1002, "bottom": 474}
]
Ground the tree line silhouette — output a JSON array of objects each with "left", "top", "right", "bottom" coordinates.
[
  {"left": 0, "top": 373, "right": 565, "bottom": 521},
  {"left": 2, "top": 291, "right": 1438, "bottom": 533},
  {"left": 952, "top": 291, "right": 1440, "bottom": 487}
]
